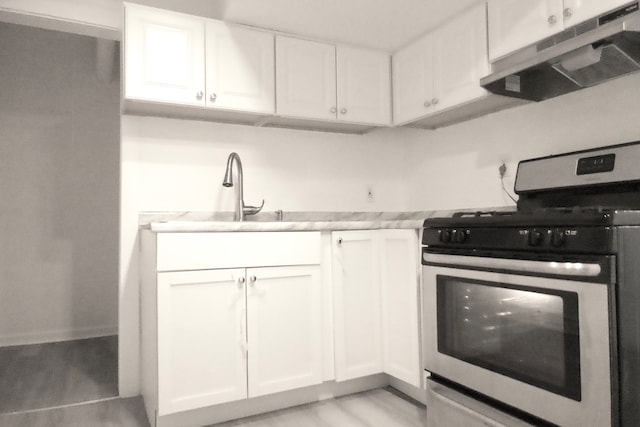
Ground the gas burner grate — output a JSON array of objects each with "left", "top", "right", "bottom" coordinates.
[
  {"left": 531, "top": 206, "right": 614, "bottom": 215},
  {"left": 452, "top": 210, "right": 517, "bottom": 218}
]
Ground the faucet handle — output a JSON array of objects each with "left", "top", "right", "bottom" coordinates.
[{"left": 243, "top": 199, "right": 265, "bottom": 217}]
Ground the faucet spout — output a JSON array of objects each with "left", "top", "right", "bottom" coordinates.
[{"left": 222, "top": 152, "right": 263, "bottom": 221}]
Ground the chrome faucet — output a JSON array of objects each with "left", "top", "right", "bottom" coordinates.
[{"left": 222, "top": 152, "right": 264, "bottom": 221}]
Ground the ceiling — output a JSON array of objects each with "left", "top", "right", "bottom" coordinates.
[{"left": 136, "top": 0, "right": 485, "bottom": 52}]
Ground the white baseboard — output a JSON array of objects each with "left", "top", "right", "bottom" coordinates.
[
  {"left": 156, "top": 374, "right": 389, "bottom": 427},
  {"left": 387, "top": 374, "right": 427, "bottom": 405},
  {"left": 0, "top": 325, "right": 118, "bottom": 347}
]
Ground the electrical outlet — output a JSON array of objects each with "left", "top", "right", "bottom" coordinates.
[
  {"left": 366, "top": 186, "right": 375, "bottom": 202},
  {"left": 499, "top": 163, "right": 507, "bottom": 178}
]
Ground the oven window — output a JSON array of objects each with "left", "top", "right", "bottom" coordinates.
[{"left": 437, "top": 275, "right": 581, "bottom": 401}]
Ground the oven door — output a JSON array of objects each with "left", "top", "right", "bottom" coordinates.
[{"left": 422, "top": 251, "right": 615, "bottom": 427}]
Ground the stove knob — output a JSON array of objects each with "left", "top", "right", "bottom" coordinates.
[
  {"left": 528, "top": 229, "right": 543, "bottom": 246},
  {"left": 454, "top": 229, "right": 467, "bottom": 243},
  {"left": 440, "top": 229, "right": 452, "bottom": 243},
  {"left": 551, "top": 229, "right": 566, "bottom": 247}
]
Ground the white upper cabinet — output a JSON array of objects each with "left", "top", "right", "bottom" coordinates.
[
  {"left": 275, "top": 36, "right": 337, "bottom": 121},
  {"left": 124, "top": 3, "right": 274, "bottom": 115},
  {"left": 392, "top": 3, "right": 490, "bottom": 126},
  {"left": 337, "top": 47, "right": 391, "bottom": 125},
  {"left": 205, "top": 20, "right": 275, "bottom": 114},
  {"left": 564, "top": 0, "right": 634, "bottom": 27},
  {"left": 392, "top": 35, "right": 434, "bottom": 125},
  {"left": 488, "top": 0, "right": 632, "bottom": 61},
  {"left": 432, "top": 3, "right": 489, "bottom": 114},
  {"left": 276, "top": 35, "right": 392, "bottom": 126},
  {"left": 125, "top": 3, "right": 206, "bottom": 106}
]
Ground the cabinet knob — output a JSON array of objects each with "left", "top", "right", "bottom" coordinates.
[
  {"left": 337, "top": 237, "right": 343, "bottom": 245},
  {"left": 249, "top": 275, "right": 257, "bottom": 283},
  {"left": 196, "top": 91, "right": 204, "bottom": 100},
  {"left": 548, "top": 15, "right": 557, "bottom": 24},
  {"left": 330, "top": 107, "right": 337, "bottom": 114},
  {"left": 237, "top": 276, "right": 246, "bottom": 285},
  {"left": 424, "top": 101, "right": 431, "bottom": 108},
  {"left": 340, "top": 108, "right": 347, "bottom": 114},
  {"left": 563, "top": 8, "right": 572, "bottom": 18},
  {"left": 432, "top": 98, "right": 439, "bottom": 105},
  {"left": 210, "top": 93, "right": 217, "bottom": 102}
]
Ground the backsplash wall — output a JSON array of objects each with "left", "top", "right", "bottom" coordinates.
[{"left": 404, "top": 72, "right": 640, "bottom": 212}]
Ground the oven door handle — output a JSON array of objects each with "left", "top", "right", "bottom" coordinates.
[{"left": 423, "top": 253, "right": 602, "bottom": 277}]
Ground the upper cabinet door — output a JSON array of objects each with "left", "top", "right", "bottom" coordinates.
[
  {"left": 392, "top": 34, "right": 434, "bottom": 125},
  {"left": 275, "top": 36, "right": 337, "bottom": 121},
  {"left": 336, "top": 46, "right": 391, "bottom": 126},
  {"left": 205, "top": 21, "right": 275, "bottom": 114},
  {"left": 564, "top": 0, "right": 634, "bottom": 27},
  {"left": 246, "top": 265, "right": 323, "bottom": 397},
  {"left": 488, "top": 0, "right": 564, "bottom": 61},
  {"left": 432, "top": 3, "right": 489, "bottom": 112},
  {"left": 125, "top": 3, "right": 206, "bottom": 106}
]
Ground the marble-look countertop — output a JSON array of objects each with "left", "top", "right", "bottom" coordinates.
[{"left": 140, "top": 208, "right": 513, "bottom": 232}]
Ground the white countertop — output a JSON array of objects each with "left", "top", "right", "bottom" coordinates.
[{"left": 140, "top": 208, "right": 513, "bottom": 233}]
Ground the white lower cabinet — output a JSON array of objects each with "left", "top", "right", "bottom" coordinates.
[
  {"left": 141, "top": 231, "right": 324, "bottom": 420},
  {"left": 157, "top": 265, "right": 322, "bottom": 414},
  {"left": 157, "top": 269, "right": 247, "bottom": 415},
  {"left": 246, "top": 265, "right": 323, "bottom": 397},
  {"left": 380, "top": 230, "right": 421, "bottom": 387},
  {"left": 332, "top": 231, "right": 384, "bottom": 380},
  {"left": 332, "top": 229, "right": 421, "bottom": 386}
]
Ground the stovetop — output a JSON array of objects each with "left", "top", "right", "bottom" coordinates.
[{"left": 424, "top": 208, "right": 640, "bottom": 228}]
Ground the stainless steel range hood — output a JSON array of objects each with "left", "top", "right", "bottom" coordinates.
[{"left": 481, "top": 2, "right": 640, "bottom": 102}]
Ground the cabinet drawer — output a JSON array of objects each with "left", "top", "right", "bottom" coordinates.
[{"left": 156, "top": 231, "right": 321, "bottom": 271}]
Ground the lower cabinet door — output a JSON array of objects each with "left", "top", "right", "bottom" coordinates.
[
  {"left": 332, "top": 230, "right": 384, "bottom": 381},
  {"left": 380, "top": 229, "right": 421, "bottom": 387},
  {"left": 157, "top": 269, "right": 247, "bottom": 415},
  {"left": 246, "top": 265, "right": 323, "bottom": 397}
]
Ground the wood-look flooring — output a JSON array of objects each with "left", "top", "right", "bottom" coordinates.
[
  {"left": 210, "top": 388, "right": 427, "bottom": 427},
  {"left": 0, "top": 336, "right": 118, "bottom": 413},
  {"left": 0, "top": 396, "right": 150, "bottom": 427}
]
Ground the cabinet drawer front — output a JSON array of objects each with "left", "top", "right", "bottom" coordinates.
[{"left": 156, "top": 231, "right": 321, "bottom": 271}]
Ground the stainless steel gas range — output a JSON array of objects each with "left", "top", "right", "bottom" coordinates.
[{"left": 421, "top": 142, "right": 640, "bottom": 427}]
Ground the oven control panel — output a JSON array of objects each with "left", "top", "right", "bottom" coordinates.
[{"left": 423, "top": 226, "right": 613, "bottom": 253}]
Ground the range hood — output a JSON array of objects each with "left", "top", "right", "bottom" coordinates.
[{"left": 481, "top": 2, "right": 640, "bottom": 102}]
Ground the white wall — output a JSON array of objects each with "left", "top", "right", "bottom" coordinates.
[
  {"left": 404, "top": 72, "right": 640, "bottom": 212},
  {"left": 0, "top": 23, "right": 120, "bottom": 346},
  {"left": 119, "top": 116, "right": 412, "bottom": 395}
]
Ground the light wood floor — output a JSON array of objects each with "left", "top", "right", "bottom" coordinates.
[
  {"left": 0, "top": 336, "right": 118, "bottom": 413},
  {"left": 210, "top": 388, "right": 427, "bottom": 427},
  {"left": 0, "top": 396, "right": 150, "bottom": 427}
]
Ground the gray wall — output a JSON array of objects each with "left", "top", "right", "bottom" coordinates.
[{"left": 0, "top": 22, "right": 120, "bottom": 345}]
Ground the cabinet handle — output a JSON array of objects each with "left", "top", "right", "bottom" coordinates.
[
  {"left": 196, "top": 91, "right": 204, "bottom": 100},
  {"left": 424, "top": 101, "right": 431, "bottom": 108},
  {"left": 330, "top": 107, "right": 337, "bottom": 114},
  {"left": 432, "top": 98, "right": 439, "bottom": 105},
  {"left": 237, "top": 276, "right": 246, "bottom": 285},
  {"left": 249, "top": 275, "right": 257, "bottom": 284},
  {"left": 337, "top": 237, "right": 343, "bottom": 245},
  {"left": 340, "top": 108, "right": 347, "bottom": 114},
  {"left": 210, "top": 93, "right": 217, "bottom": 102},
  {"left": 563, "top": 8, "right": 572, "bottom": 18},
  {"left": 548, "top": 15, "right": 557, "bottom": 24}
]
